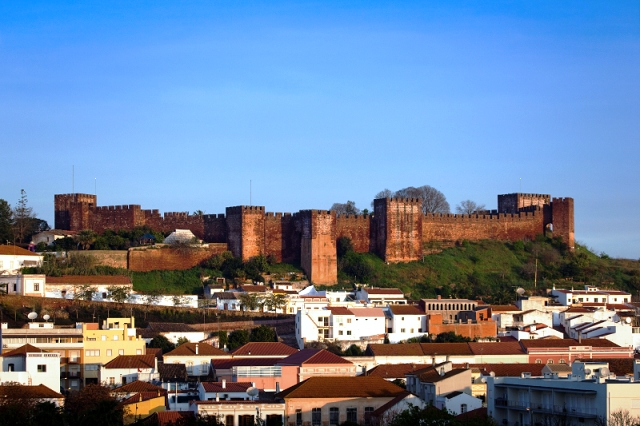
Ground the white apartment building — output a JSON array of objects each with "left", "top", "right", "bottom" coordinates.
[
  {"left": 355, "top": 287, "right": 407, "bottom": 305},
  {"left": 386, "top": 305, "right": 427, "bottom": 343},
  {"left": 550, "top": 285, "right": 631, "bottom": 306},
  {"left": 0, "top": 344, "right": 61, "bottom": 392},
  {"left": 487, "top": 361, "right": 640, "bottom": 426}
]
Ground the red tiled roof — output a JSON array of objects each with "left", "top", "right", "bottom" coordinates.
[
  {"left": 454, "top": 363, "right": 544, "bottom": 377},
  {"left": 489, "top": 305, "right": 520, "bottom": 312},
  {"left": 276, "top": 377, "right": 406, "bottom": 399},
  {"left": 367, "top": 363, "right": 430, "bottom": 379},
  {"left": 201, "top": 381, "right": 253, "bottom": 393},
  {"left": 113, "top": 380, "right": 165, "bottom": 393},
  {"left": 216, "top": 292, "right": 237, "bottom": 300},
  {"left": 468, "top": 342, "right": 525, "bottom": 355},
  {"left": 0, "top": 384, "right": 62, "bottom": 399},
  {"left": 46, "top": 275, "right": 131, "bottom": 284},
  {"left": 390, "top": 305, "right": 425, "bottom": 315},
  {"left": 104, "top": 354, "right": 156, "bottom": 369},
  {"left": 152, "top": 411, "right": 195, "bottom": 426},
  {"left": 420, "top": 343, "right": 473, "bottom": 356},
  {"left": 239, "top": 285, "right": 268, "bottom": 293},
  {"left": 350, "top": 308, "right": 385, "bottom": 317},
  {"left": 0, "top": 245, "right": 41, "bottom": 256},
  {"left": 232, "top": 342, "right": 298, "bottom": 356},
  {"left": 521, "top": 338, "right": 621, "bottom": 349},
  {"left": 212, "top": 358, "right": 281, "bottom": 369},
  {"left": 366, "top": 343, "right": 425, "bottom": 357},
  {"left": 278, "top": 349, "right": 352, "bottom": 366},
  {"left": 146, "top": 347, "right": 163, "bottom": 359},
  {"left": 411, "top": 366, "right": 469, "bottom": 383},
  {"left": 164, "top": 342, "right": 227, "bottom": 357},
  {"left": 326, "top": 307, "right": 353, "bottom": 316},
  {"left": 2, "top": 344, "right": 49, "bottom": 357},
  {"left": 456, "top": 407, "right": 488, "bottom": 421}
]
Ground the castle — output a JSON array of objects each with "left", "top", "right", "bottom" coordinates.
[{"left": 54, "top": 193, "right": 574, "bottom": 284}]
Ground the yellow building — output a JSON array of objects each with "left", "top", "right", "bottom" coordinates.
[{"left": 82, "top": 317, "right": 146, "bottom": 386}]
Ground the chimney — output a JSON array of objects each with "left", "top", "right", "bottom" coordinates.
[
  {"left": 216, "top": 393, "right": 219, "bottom": 402},
  {"left": 222, "top": 379, "right": 226, "bottom": 389},
  {"left": 195, "top": 343, "right": 199, "bottom": 355},
  {"left": 276, "top": 382, "right": 280, "bottom": 393},
  {"left": 154, "top": 356, "right": 158, "bottom": 372}
]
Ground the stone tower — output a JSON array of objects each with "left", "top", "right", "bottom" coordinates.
[
  {"left": 373, "top": 197, "right": 423, "bottom": 263},
  {"left": 298, "top": 210, "right": 337, "bottom": 285},
  {"left": 226, "top": 206, "right": 265, "bottom": 261}
]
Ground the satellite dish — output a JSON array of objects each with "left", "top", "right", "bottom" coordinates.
[
  {"left": 600, "top": 367, "right": 610, "bottom": 376},
  {"left": 584, "top": 368, "right": 591, "bottom": 375},
  {"left": 626, "top": 317, "right": 632, "bottom": 324},
  {"left": 247, "top": 387, "right": 259, "bottom": 398},
  {"left": 27, "top": 312, "right": 38, "bottom": 320},
  {"left": 43, "top": 314, "right": 50, "bottom": 321},
  {"left": 516, "top": 288, "right": 525, "bottom": 296}
]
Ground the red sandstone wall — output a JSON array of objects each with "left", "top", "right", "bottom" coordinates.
[
  {"left": 128, "top": 244, "right": 228, "bottom": 272},
  {"left": 374, "top": 198, "right": 423, "bottom": 263},
  {"left": 422, "top": 211, "right": 545, "bottom": 243},
  {"left": 336, "top": 215, "right": 371, "bottom": 253},
  {"left": 498, "top": 193, "right": 550, "bottom": 213},
  {"left": 203, "top": 215, "right": 227, "bottom": 243},
  {"left": 426, "top": 314, "right": 497, "bottom": 339},
  {"left": 299, "top": 210, "right": 337, "bottom": 285},
  {"left": 226, "top": 206, "right": 265, "bottom": 261},
  {"left": 552, "top": 198, "right": 575, "bottom": 251},
  {"left": 162, "top": 212, "right": 205, "bottom": 240}
]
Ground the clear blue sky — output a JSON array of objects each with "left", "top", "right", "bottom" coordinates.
[{"left": 1, "top": 1, "right": 639, "bottom": 258}]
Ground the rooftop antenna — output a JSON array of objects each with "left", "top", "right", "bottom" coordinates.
[
  {"left": 72, "top": 165, "right": 75, "bottom": 193},
  {"left": 519, "top": 177, "right": 521, "bottom": 193},
  {"left": 250, "top": 180, "right": 252, "bottom": 206},
  {"left": 94, "top": 177, "right": 97, "bottom": 196}
]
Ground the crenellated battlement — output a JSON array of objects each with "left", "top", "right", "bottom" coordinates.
[{"left": 54, "top": 190, "right": 574, "bottom": 285}]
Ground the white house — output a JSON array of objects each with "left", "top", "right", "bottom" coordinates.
[
  {"left": 0, "top": 245, "right": 43, "bottom": 275},
  {"left": 163, "top": 343, "right": 229, "bottom": 377},
  {"left": 487, "top": 361, "right": 640, "bottom": 426},
  {"left": 0, "top": 344, "right": 61, "bottom": 393},
  {"left": 387, "top": 305, "right": 426, "bottom": 343},
  {"left": 0, "top": 274, "right": 46, "bottom": 296},
  {"left": 99, "top": 354, "right": 159, "bottom": 387},
  {"left": 355, "top": 287, "right": 407, "bottom": 305},
  {"left": 197, "top": 380, "right": 254, "bottom": 401},
  {"left": 144, "top": 323, "right": 206, "bottom": 344},
  {"left": 191, "top": 400, "right": 286, "bottom": 426},
  {"left": 215, "top": 292, "right": 241, "bottom": 311},
  {"left": 439, "top": 390, "right": 483, "bottom": 416},
  {"left": 31, "top": 230, "right": 77, "bottom": 247},
  {"left": 550, "top": 285, "right": 631, "bottom": 306}
]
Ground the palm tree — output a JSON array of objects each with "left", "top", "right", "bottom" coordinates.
[{"left": 75, "top": 230, "right": 97, "bottom": 250}]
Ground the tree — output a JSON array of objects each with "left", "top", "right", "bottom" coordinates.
[
  {"left": 608, "top": 409, "right": 640, "bottom": 426},
  {"left": 0, "top": 382, "right": 64, "bottom": 426},
  {"left": 65, "top": 383, "right": 124, "bottom": 426},
  {"left": 176, "top": 336, "right": 189, "bottom": 346},
  {"left": 330, "top": 201, "right": 361, "bottom": 215},
  {"left": 172, "top": 295, "right": 190, "bottom": 307},
  {"left": 374, "top": 188, "right": 393, "bottom": 200},
  {"left": 107, "top": 286, "right": 132, "bottom": 306},
  {"left": 263, "top": 293, "right": 287, "bottom": 312},
  {"left": 148, "top": 334, "right": 176, "bottom": 353},
  {"left": 75, "top": 230, "right": 97, "bottom": 250},
  {"left": 250, "top": 325, "right": 276, "bottom": 342},
  {"left": 433, "top": 331, "right": 471, "bottom": 343},
  {"left": 373, "top": 185, "right": 450, "bottom": 214},
  {"left": 0, "top": 199, "right": 13, "bottom": 244},
  {"left": 343, "top": 344, "right": 363, "bottom": 356},
  {"left": 227, "top": 329, "right": 250, "bottom": 350},
  {"left": 74, "top": 285, "right": 96, "bottom": 302},
  {"left": 456, "top": 200, "right": 486, "bottom": 215},
  {"left": 337, "top": 236, "right": 354, "bottom": 259},
  {"left": 217, "top": 330, "right": 228, "bottom": 349},
  {"left": 12, "top": 189, "right": 35, "bottom": 243},
  {"left": 237, "top": 292, "right": 263, "bottom": 311}
]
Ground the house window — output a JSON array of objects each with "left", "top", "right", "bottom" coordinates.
[
  {"left": 113, "top": 335, "right": 119, "bottom": 340},
  {"left": 364, "top": 407, "right": 374, "bottom": 426},
  {"left": 346, "top": 330, "right": 351, "bottom": 336},
  {"left": 106, "top": 349, "right": 112, "bottom": 357},
  {"left": 559, "top": 359, "right": 567, "bottom": 364},
  {"left": 136, "top": 349, "right": 142, "bottom": 355},
  {"left": 535, "top": 359, "right": 542, "bottom": 364},
  {"left": 547, "top": 359, "right": 554, "bottom": 364},
  {"left": 346, "top": 407, "right": 357, "bottom": 423},
  {"left": 401, "top": 328, "right": 405, "bottom": 333},
  {"left": 329, "top": 407, "right": 339, "bottom": 426},
  {"left": 461, "top": 404, "right": 467, "bottom": 414},
  {"left": 295, "top": 409, "right": 302, "bottom": 426},
  {"left": 102, "top": 335, "right": 107, "bottom": 341},
  {"left": 339, "top": 330, "right": 343, "bottom": 335},
  {"left": 7, "top": 364, "right": 14, "bottom": 371},
  {"left": 109, "top": 377, "right": 115, "bottom": 385},
  {"left": 347, "top": 318, "right": 352, "bottom": 323},
  {"left": 33, "top": 283, "right": 40, "bottom": 291},
  {"left": 37, "top": 365, "right": 46, "bottom": 373},
  {"left": 312, "top": 408, "right": 321, "bottom": 426},
  {"left": 119, "top": 349, "right": 124, "bottom": 356},
  {"left": 85, "top": 350, "right": 100, "bottom": 357},
  {"left": 226, "top": 415, "right": 234, "bottom": 426}
]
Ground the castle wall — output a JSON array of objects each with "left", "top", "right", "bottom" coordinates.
[
  {"left": 336, "top": 215, "right": 371, "bottom": 253},
  {"left": 128, "top": 244, "right": 228, "bottom": 272},
  {"left": 203, "top": 214, "right": 227, "bottom": 243},
  {"left": 54, "top": 193, "right": 97, "bottom": 230},
  {"left": 226, "top": 206, "right": 265, "bottom": 261},
  {"left": 422, "top": 210, "right": 545, "bottom": 243},
  {"left": 374, "top": 198, "right": 423, "bottom": 263},
  {"left": 162, "top": 212, "right": 205, "bottom": 240},
  {"left": 498, "top": 193, "right": 550, "bottom": 214},
  {"left": 551, "top": 198, "right": 575, "bottom": 251},
  {"left": 299, "top": 210, "right": 337, "bottom": 285},
  {"left": 88, "top": 205, "right": 145, "bottom": 234}
]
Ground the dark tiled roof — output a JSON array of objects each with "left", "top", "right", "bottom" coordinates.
[
  {"left": 232, "top": 342, "right": 298, "bottom": 356},
  {"left": 367, "top": 363, "right": 430, "bottom": 379},
  {"left": 216, "top": 292, "right": 237, "bottom": 299},
  {"left": 326, "top": 307, "right": 353, "bottom": 316},
  {"left": 390, "top": 305, "right": 425, "bottom": 315},
  {"left": 158, "top": 363, "right": 188, "bottom": 381},
  {"left": 239, "top": 285, "right": 268, "bottom": 293},
  {"left": 489, "top": 305, "right": 520, "bottom": 312},
  {"left": 276, "top": 377, "right": 406, "bottom": 399},
  {"left": 104, "top": 354, "right": 156, "bottom": 369},
  {"left": 456, "top": 407, "right": 488, "bottom": 421},
  {"left": 365, "top": 288, "right": 404, "bottom": 295},
  {"left": 201, "top": 381, "right": 253, "bottom": 393},
  {"left": 145, "top": 411, "right": 194, "bottom": 426},
  {"left": 146, "top": 347, "right": 163, "bottom": 359},
  {"left": 366, "top": 343, "right": 425, "bottom": 356},
  {"left": 420, "top": 343, "right": 473, "bottom": 356},
  {"left": 278, "top": 349, "right": 352, "bottom": 366},
  {"left": 412, "top": 367, "right": 469, "bottom": 383},
  {"left": 453, "top": 363, "right": 545, "bottom": 377},
  {"left": 164, "top": 342, "right": 226, "bottom": 357},
  {"left": 0, "top": 245, "right": 41, "bottom": 256},
  {"left": 370, "top": 391, "right": 412, "bottom": 417},
  {"left": 147, "top": 322, "right": 197, "bottom": 333}
]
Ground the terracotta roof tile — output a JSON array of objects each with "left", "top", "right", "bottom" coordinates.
[
  {"left": 520, "top": 338, "right": 620, "bottom": 349},
  {"left": 232, "top": 342, "right": 298, "bottom": 356},
  {"left": 164, "top": 342, "right": 227, "bottom": 357},
  {"left": 367, "top": 363, "right": 430, "bottom": 379},
  {"left": 239, "top": 285, "right": 268, "bottom": 293},
  {"left": 420, "top": 343, "right": 473, "bottom": 356},
  {"left": 216, "top": 292, "right": 237, "bottom": 299},
  {"left": 158, "top": 363, "right": 188, "bottom": 381},
  {"left": 0, "top": 384, "right": 62, "bottom": 399},
  {"left": 0, "top": 246, "right": 41, "bottom": 256},
  {"left": 489, "top": 305, "right": 520, "bottom": 312},
  {"left": 370, "top": 390, "right": 412, "bottom": 417},
  {"left": 278, "top": 349, "right": 353, "bottom": 366},
  {"left": 350, "top": 308, "right": 385, "bottom": 317},
  {"left": 46, "top": 275, "right": 131, "bottom": 284},
  {"left": 104, "top": 354, "right": 156, "bottom": 369},
  {"left": 409, "top": 366, "right": 469, "bottom": 383},
  {"left": 113, "top": 380, "right": 165, "bottom": 393},
  {"left": 213, "top": 358, "right": 281, "bottom": 369},
  {"left": 453, "top": 363, "right": 544, "bottom": 377},
  {"left": 366, "top": 343, "right": 425, "bottom": 357},
  {"left": 2, "top": 344, "right": 49, "bottom": 357},
  {"left": 148, "top": 411, "right": 194, "bottom": 426},
  {"left": 201, "top": 381, "right": 253, "bottom": 393},
  {"left": 326, "top": 307, "right": 353, "bottom": 316},
  {"left": 276, "top": 377, "right": 406, "bottom": 399},
  {"left": 390, "top": 305, "right": 425, "bottom": 315},
  {"left": 468, "top": 342, "right": 525, "bottom": 355}
]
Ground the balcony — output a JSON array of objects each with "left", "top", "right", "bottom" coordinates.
[
  {"left": 60, "top": 372, "right": 81, "bottom": 379},
  {"left": 497, "top": 400, "right": 597, "bottom": 418}
]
